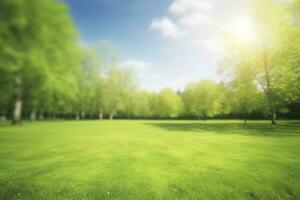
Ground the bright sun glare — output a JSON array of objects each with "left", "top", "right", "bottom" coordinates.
[{"left": 228, "top": 15, "right": 258, "bottom": 44}]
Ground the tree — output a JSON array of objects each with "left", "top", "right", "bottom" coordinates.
[
  {"left": 131, "top": 91, "right": 152, "bottom": 118},
  {"left": 221, "top": 0, "right": 299, "bottom": 124},
  {"left": 217, "top": 82, "right": 233, "bottom": 118},
  {"left": 102, "top": 66, "right": 137, "bottom": 120},
  {"left": 220, "top": 49, "right": 265, "bottom": 123},
  {"left": 151, "top": 88, "right": 183, "bottom": 118},
  {"left": 0, "top": 0, "right": 81, "bottom": 124},
  {"left": 182, "top": 80, "right": 221, "bottom": 119},
  {"left": 73, "top": 46, "right": 102, "bottom": 120},
  {"left": 230, "top": 78, "right": 264, "bottom": 123},
  {"left": 0, "top": 70, "right": 13, "bottom": 120},
  {"left": 251, "top": 0, "right": 300, "bottom": 124}
]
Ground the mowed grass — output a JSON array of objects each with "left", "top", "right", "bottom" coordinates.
[{"left": 0, "top": 120, "right": 300, "bottom": 200}]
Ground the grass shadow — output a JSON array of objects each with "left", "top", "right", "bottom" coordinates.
[{"left": 146, "top": 121, "right": 300, "bottom": 137}]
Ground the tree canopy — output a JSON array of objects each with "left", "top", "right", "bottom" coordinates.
[{"left": 0, "top": 0, "right": 299, "bottom": 123}]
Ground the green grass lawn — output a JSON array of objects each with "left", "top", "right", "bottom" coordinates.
[{"left": 0, "top": 120, "right": 299, "bottom": 200}]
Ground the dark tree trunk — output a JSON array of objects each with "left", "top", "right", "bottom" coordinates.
[
  {"left": 263, "top": 44, "right": 277, "bottom": 125},
  {"left": 12, "top": 75, "right": 22, "bottom": 125},
  {"left": 271, "top": 111, "right": 276, "bottom": 125}
]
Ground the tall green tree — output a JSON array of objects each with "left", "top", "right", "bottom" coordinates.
[
  {"left": 74, "top": 46, "right": 102, "bottom": 120},
  {"left": 0, "top": 0, "right": 81, "bottom": 124},
  {"left": 222, "top": 0, "right": 299, "bottom": 124},
  {"left": 102, "top": 66, "right": 137, "bottom": 119}
]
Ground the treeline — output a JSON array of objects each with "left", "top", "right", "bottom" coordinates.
[{"left": 0, "top": 0, "right": 299, "bottom": 125}]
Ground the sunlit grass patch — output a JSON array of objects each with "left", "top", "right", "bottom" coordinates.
[{"left": 0, "top": 120, "right": 299, "bottom": 200}]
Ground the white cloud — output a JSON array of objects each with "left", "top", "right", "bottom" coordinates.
[
  {"left": 151, "top": 0, "right": 230, "bottom": 54},
  {"left": 150, "top": 0, "right": 217, "bottom": 44},
  {"left": 169, "top": 0, "right": 214, "bottom": 15},
  {"left": 145, "top": 0, "right": 254, "bottom": 91},
  {"left": 179, "top": 12, "right": 216, "bottom": 28},
  {"left": 150, "top": 17, "right": 183, "bottom": 39}
]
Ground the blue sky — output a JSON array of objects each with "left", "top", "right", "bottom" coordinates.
[{"left": 64, "top": 0, "right": 253, "bottom": 91}]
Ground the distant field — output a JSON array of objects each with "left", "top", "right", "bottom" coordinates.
[{"left": 0, "top": 120, "right": 299, "bottom": 200}]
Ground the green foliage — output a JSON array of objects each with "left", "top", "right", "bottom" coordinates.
[
  {"left": 221, "top": 0, "right": 300, "bottom": 123},
  {"left": 131, "top": 91, "right": 152, "bottom": 118},
  {"left": 0, "top": 0, "right": 81, "bottom": 121},
  {"left": 102, "top": 65, "right": 138, "bottom": 118},
  {"left": 151, "top": 88, "right": 183, "bottom": 118},
  {"left": 182, "top": 80, "right": 221, "bottom": 119}
]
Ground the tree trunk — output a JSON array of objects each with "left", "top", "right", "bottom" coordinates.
[
  {"left": 76, "top": 113, "right": 80, "bottom": 120},
  {"left": 30, "top": 109, "right": 37, "bottom": 121},
  {"left": 266, "top": 92, "right": 277, "bottom": 125},
  {"left": 271, "top": 111, "right": 277, "bottom": 125},
  {"left": 263, "top": 43, "right": 277, "bottom": 125},
  {"left": 99, "top": 111, "right": 103, "bottom": 120},
  {"left": 109, "top": 113, "right": 114, "bottom": 120},
  {"left": 12, "top": 75, "right": 22, "bottom": 125}
]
